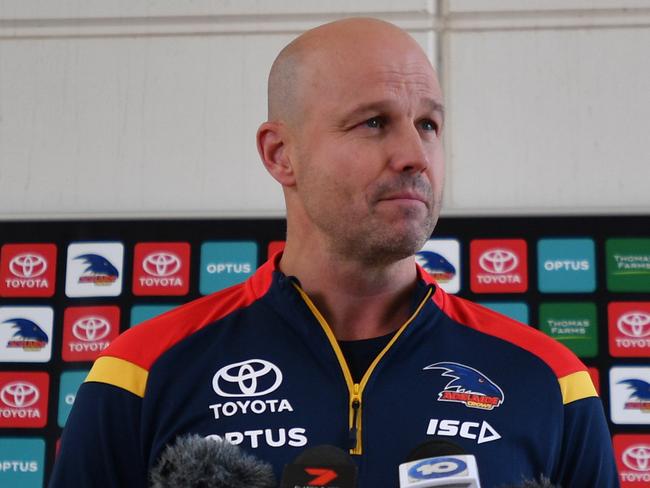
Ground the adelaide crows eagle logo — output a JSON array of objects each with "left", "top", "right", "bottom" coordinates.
[
  {"left": 4, "top": 318, "right": 49, "bottom": 351},
  {"left": 619, "top": 379, "right": 650, "bottom": 412},
  {"left": 424, "top": 362, "right": 504, "bottom": 410},
  {"left": 74, "top": 254, "right": 119, "bottom": 285},
  {"left": 415, "top": 251, "right": 456, "bottom": 283}
]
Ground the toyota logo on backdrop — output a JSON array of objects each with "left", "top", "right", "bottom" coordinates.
[
  {"left": 622, "top": 445, "right": 650, "bottom": 471},
  {"left": 212, "top": 359, "right": 283, "bottom": 397},
  {"left": 618, "top": 313, "right": 650, "bottom": 338},
  {"left": 72, "top": 316, "right": 111, "bottom": 342},
  {"left": 143, "top": 252, "right": 181, "bottom": 277},
  {"left": 1, "top": 382, "right": 40, "bottom": 408},
  {"left": 478, "top": 250, "right": 518, "bottom": 274},
  {"left": 9, "top": 254, "right": 47, "bottom": 278}
]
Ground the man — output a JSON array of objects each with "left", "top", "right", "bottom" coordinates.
[{"left": 50, "top": 18, "right": 618, "bottom": 487}]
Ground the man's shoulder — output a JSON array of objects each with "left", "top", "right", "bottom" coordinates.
[
  {"left": 106, "top": 279, "right": 267, "bottom": 369},
  {"left": 83, "top": 274, "right": 274, "bottom": 399},
  {"left": 101, "top": 257, "right": 278, "bottom": 369},
  {"left": 430, "top": 287, "right": 596, "bottom": 404}
]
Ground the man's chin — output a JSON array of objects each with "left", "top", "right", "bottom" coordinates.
[{"left": 361, "top": 231, "right": 431, "bottom": 265}]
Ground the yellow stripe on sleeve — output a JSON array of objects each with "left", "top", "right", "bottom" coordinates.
[
  {"left": 558, "top": 370, "right": 597, "bottom": 405},
  {"left": 85, "top": 356, "right": 149, "bottom": 398}
]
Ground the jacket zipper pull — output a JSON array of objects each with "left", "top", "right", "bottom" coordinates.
[{"left": 348, "top": 398, "right": 360, "bottom": 450}]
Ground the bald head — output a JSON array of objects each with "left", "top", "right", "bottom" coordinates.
[
  {"left": 258, "top": 17, "right": 445, "bottom": 268},
  {"left": 267, "top": 18, "right": 435, "bottom": 125}
]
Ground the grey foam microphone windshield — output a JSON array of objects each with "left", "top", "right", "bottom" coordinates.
[
  {"left": 280, "top": 444, "right": 358, "bottom": 488},
  {"left": 149, "top": 434, "right": 276, "bottom": 488}
]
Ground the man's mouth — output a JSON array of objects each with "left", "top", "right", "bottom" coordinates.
[{"left": 379, "top": 192, "right": 428, "bottom": 205}]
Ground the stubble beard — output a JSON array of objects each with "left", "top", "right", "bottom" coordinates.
[
  {"left": 326, "top": 176, "right": 441, "bottom": 267},
  {"left": 340, "top": 202, "right": 438, "bottom": 267}
]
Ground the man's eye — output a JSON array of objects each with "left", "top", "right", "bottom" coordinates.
[
  {"left": 364, "top": 117, "right": 385, "bottom": 129},
  {"left": 420, "top": 119, "right": 438, "bottom": 132}
]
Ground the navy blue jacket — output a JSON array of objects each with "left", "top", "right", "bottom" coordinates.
[{"left": 50, "top": 255, "right": 619, "bottom": 487}]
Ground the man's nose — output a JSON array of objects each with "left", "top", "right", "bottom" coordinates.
[{"left": 387, "top": 124, "right": 430, "bottom": 173}]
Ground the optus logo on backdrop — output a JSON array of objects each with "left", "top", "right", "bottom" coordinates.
[
  {"left": 200, "top": 242, "right": 258, "bottom": 295},
  {"left": 609, "top": 302, "right": 650, "bottom": 357},
  {"left": 0, "top": 372, "right": 49, "bottom": 428},
  {"left": 0, "top": 438, "right": 45, "bottom": 488},
  {"left": 0, "top": 244, "right": 57, "bottom": 297},
  {"left": 62, "top": 306, "right": 121, "bottom": 362},
  {"left": 470, "top": 240, "right": 528, "bottom": 293},
  {"left": 132, "top": 242, "right": 191, "bottom": 296},
  {"left": 537, "top": 238, "right": 596, "bottom": 293}
]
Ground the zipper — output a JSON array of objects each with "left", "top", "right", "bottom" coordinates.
[
  {"left": 292, "top": 282, "right": 433, "bottom": 455},
  {"left": 349, "top": 384, "right": 361, "bottom": 451}
]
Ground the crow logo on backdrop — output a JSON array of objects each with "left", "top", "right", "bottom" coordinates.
[
  {"left": 424, "top": 362, "right": 504, "bottom": 410},
  {"left": 74, "top": 254, "right": 119, "bottom": 285},
  {"left": 415, "top": 251, "right": 456, "bottom": 283},
  {"left": 4, "top": 318, "right": 48, "bottom": 350},
  {"left": 619, "top": 379, "right": 650, "bottom": 410}
]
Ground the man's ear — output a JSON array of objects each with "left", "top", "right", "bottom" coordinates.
[{"left": 256, "top": 121, "right": 296, "bottom": 186}]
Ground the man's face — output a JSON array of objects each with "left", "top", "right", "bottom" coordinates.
[{"left": 287, "top": 38, "right": 445, "bottom": 265}]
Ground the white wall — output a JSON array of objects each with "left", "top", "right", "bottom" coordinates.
[{"left": 0, "top": 0, "right": 648, "bottom": 219}]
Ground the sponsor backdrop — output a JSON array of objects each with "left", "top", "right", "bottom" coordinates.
[{"left": 0, "top": 217, "right": 648, "bottom": 487}]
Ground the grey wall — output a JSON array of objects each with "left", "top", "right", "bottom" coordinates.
[{"left": 0, "top": 0, "right": 648, "bottom": 219}]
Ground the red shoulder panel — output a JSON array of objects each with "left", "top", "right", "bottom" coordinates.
[
  {"left": 429, "top": 278, "right": 587, "bottom": 379},
  {"left": 101, "top": 255, "right": 277, "bottom": 371}
]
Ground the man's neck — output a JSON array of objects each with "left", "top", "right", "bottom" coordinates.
[{"left": 279, "top": 240, "right": 419, "bottom": 341}]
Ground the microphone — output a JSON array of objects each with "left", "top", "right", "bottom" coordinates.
[
  {"left": 280, "top": 444, "right": 358, "bottom": 488},
  {"left": 399, "top": 439, "right": 481, "bottom": 488},
  {"left": 149, "top": 434, "right": 276, "bottom": 488}
]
